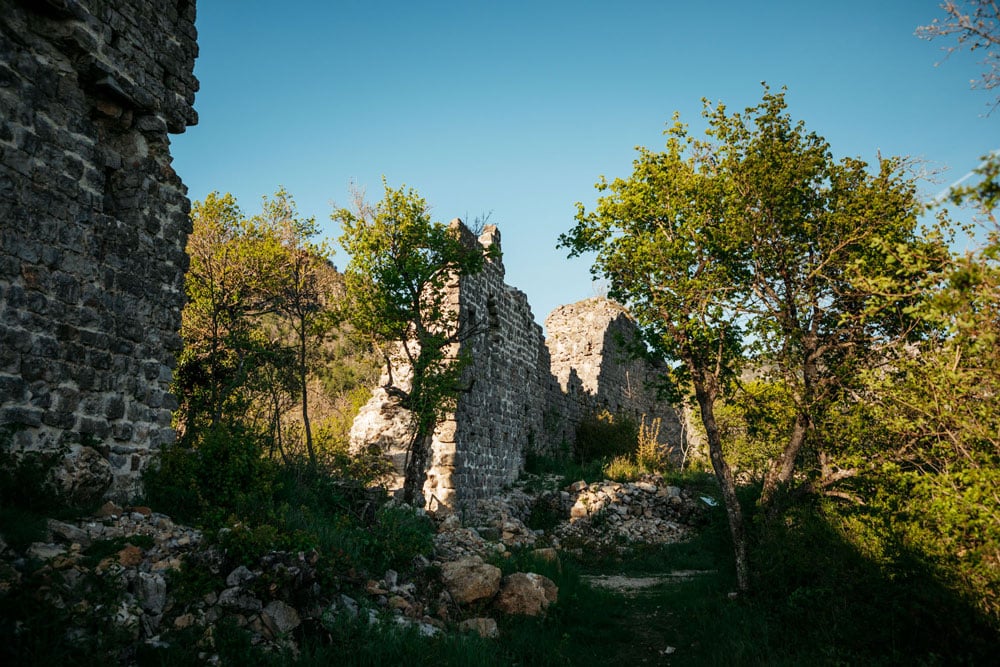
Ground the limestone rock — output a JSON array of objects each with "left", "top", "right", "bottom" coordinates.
[
  {"left": 117, "top": 544, "right": 143, "bottom": 566},
  {"left": 459, "top": 617, "right": 499, "bottom": 638},
  {"left": 262, "top": 600, "right": 301, "bottom": 635},
  {"left": 133, "top": 572, "right": 167, "bottom": 615},
  {"left": 226, "top": 565, "right": 256, "bottom": 587},
  {"left": 440, "top": 556, "right": 502, "bottom": 605},
  {"left": 339, "top": 594, "right": 360, "bottom": 618},
  {"left": 27, "top": 542, "right": 67, "bottom": 560},
  {"left": 53, "top": 447, "right": 112, "bottom": 507},
  {"left": 47, "top": 519, "right": 91, "bottom": 547},
  {"left": 495, "top": 572, "right": 558, "bottom": 616},
  {"left": 531, "top": 547, "right": 561, "bottom": 570},
  {"left": 218, "top": 586, "right": 262, "bottom": 614}
]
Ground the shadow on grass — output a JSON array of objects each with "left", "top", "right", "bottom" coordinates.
[{"left": 620, "top": 494, "right": 1000, "bottom": 666}]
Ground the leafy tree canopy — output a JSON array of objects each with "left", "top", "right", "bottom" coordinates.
[
  {"left": 334, "top": 180, "right": 492, "bottom": 504},
  {"left": 560, "top": 86, "right": 947, "bottom": 589}
]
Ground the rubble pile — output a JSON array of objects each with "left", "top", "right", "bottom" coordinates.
[
  {"left": 554, "top": 475, "right": 707, "bottom": 550},
  {"left": 0, "top": 474, "right": 710, "bottom": 659}
]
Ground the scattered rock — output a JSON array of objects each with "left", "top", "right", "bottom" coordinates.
[
  {"left": 262, "top": 600, "right": 301, "bottom": 635},
  {"left": 226, "top": 565, "right": 256, "bottom": 587},
  {"left": 531, "top": 547, "right": 561, "bottom": 570},
  {"left": 134, "top": 572, "right": 167, "bottom": 615},
  {"left": 1, "top": 468, "right": 708, "bottom": 656},
  {"left": 339, "top": 594, "right": 360, "bottom": 618},
  {"left": 96, "top": 501, "right": 123, "bottom": 518},
  {"left": 174, "top": 612, "right": 196, "bottom": 629},
  {"left": 27, "top": 542, "right": 67, "bottom": 560},
  {"left": 440, "top": 556, "right": 502, "bottom": 605},
  {"left": 495, "top": 572, "right": 558, "bottom": 616},
  {"left": 47, "top": 519, "right": 91, "bottom": 547},
  {"left": 388, "top": 595, "right": 412, "bottom": 613},
  {"left": 117, "top": 544, "right": 143, "bottom": 566},
  {"left": 459, "top": 617, "right": 499, "bottom": 638},
  {"left": 217, "top": 586, "right": 262, "bottom": 614}
]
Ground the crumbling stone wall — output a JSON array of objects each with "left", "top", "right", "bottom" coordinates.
[
  {"left": 0, "top": 0, "right": 198, "bottom": 500},
  {"left": 351, "top": 222, "right": 684, "bottom": 512},
  {"left": 351, "top": 222, "right": 549, "bottom": 512},
  {"left": 423, "top": 224, "right": 549, "bottom": 511},
  {"left": 544, "top": 298, "right": 683, "bottom": 457}
]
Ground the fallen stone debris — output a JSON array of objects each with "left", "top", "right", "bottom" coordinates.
[{"left": 0, "top": 474, "right": 709, "bottom": 661}]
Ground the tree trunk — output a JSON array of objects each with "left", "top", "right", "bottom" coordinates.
[
  {"left": 299, "top": 322, "right": 316, "bottom": 468},
  {"left": 691, "top": 370, "right": 750, "bottom": 594},
  {"left": 760, "top": 337, "right": 818, "bottom": 509},
  {"left": 402, "top": 427, "right": 431, "bottom": 506},
  {"left": 760, "top": 409, "right": 809, "bottom": 507}
]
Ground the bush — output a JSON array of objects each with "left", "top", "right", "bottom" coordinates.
[
  {"left": 217, "top": 522, "right": 314, "bottom": 568},
  {"left": 602, "top": 455, "right": 642, "bottom": 482},
  {"left": 143, "top": 424, "right": 279, "bottom": 526},
  {"left": 573, "top": 410, "right": 637, "bottom": 463},
  {"left": 364, "top": 505, "right": 434, "bottom": 572},
  {"left": 635, "top": 416, "right": 664, "bottom": 471}
]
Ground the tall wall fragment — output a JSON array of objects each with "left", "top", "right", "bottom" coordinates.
[
  {"left": 0, "top": 0, "right": 198, "bottom": 501},
  {"left": 350, "top": 221, "right": 684, "bottom": 512},
  {"left": 544, "top": 297, "right": 683, "bottom": 457},
  {"left": 350, "top": 222, "right": 549, "bottom": 512}
]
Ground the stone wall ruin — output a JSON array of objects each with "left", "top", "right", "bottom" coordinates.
[
  {"left": 350, "top": 221, "right": 684, "bottom": 512},
  {"left": 0, "top": 0, "right": 198, "bottom": 501},
  {"left": 543, "top": 297, "right": 683, "bottom": 454}
]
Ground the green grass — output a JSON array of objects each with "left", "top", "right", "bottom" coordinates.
[
  {"left": 135, "top": 487, "right": 999, "bottom": 666},
  {"left": 8, "top": 418, "right": 996, "bottom": 666}
]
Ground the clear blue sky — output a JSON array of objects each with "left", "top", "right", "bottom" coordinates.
[{"left": 171, "top": 0, "right": 996, "bottom": 327}]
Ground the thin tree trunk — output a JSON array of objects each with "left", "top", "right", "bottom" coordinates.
[
  {"left": 299, "top": 321, "right": 316, "bottom": 468},
  {"left": 761, "top": 338, "right": 818, "bottom": 509},
  {"left": 402, "top": 427, "right": 431, "bottom": 506},
  {"left": 691, "top": 370, "right": 750, "bottom": 594},
  {"left": 760, "top": 409, "right": 809, "bottom": 507}
]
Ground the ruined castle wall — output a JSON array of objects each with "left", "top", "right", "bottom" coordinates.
[
  {"left": 0, "top": 0, "right": 198, "bottom": 500},
  {"left": 349, "top": 225, "right": 687, "bottom": 512},
  {"left": 544, "top": 298, "right": 683, "bottom": 460},
  {"left": 350, "top": 223, "right": 548, "bottom": 512},
  {"left": 424, "top": 225, "right": 548, "bottom": 511}
]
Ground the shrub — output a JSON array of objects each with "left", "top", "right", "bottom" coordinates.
[
  {"left": 573, "top": 410, "right": 637, "bottom": 463},
  {"left": 364, "top": 505, "right": 434, "bottom": 573},
  {"left": 602, "top": 455, "right": 642, "bottom": 482},
  {"left": 635, "top": 416, "right": 663, "bottom": 471},
  {"left": 143, "top": 424, "right": 279, "bottom": 526},
  {"left": 217, "top": 522, "right": 314, "bottom": 568}
]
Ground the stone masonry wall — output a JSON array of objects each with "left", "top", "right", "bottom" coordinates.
[
  {"left": 424, "top": 224, "right": 549, "bottom": 511},
  {"left": 350, "top": 222, "right": 549, "bottom": 512},
  {"left": 0, "top": 0, "right": 198, "bottom": 500},
  {"left": 544, "top": 298, "right": 683, "bottom": 459},
  {"left": 350, "top": 223, "right": 685, "bottom": 512}
]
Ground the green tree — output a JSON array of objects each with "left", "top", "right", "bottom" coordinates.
[
  {"left": 255, "top": 189, "right": 340, "bottom": 467},
  {"left": 176, "top": 190, "right": 354, "bottom": 469},
  {"left": 716, "top": 92, "right": 940, "bottom": 507},
  {"left": 176, "top": 192, "right": 287, "bottom": 436},
  {"left": 334, "top": 181, "right": 490, "bottom": 505},
  {"left": 561, "top": 87, "right": 941, "bottom": 590},
  {"left": 863, "top": 225, "right": 1000, "bottom": 623},
  {"left": 561, "top": 113, "right": 752, "bottom": 590}
]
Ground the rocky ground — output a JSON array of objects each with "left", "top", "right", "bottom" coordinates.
[{"left": 0, "top": 473, "right": 709, "bottom": 662}]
